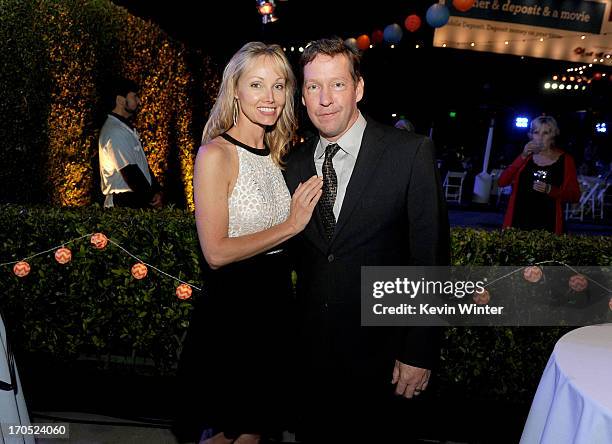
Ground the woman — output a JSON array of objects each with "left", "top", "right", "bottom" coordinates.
[
  {"left": 498, "top": 115, "right": 580, "bottom": 234},
  {"left": 175, "top": 42, "right": 322, "bottom": 444}
]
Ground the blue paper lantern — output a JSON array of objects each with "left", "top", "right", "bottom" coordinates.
[
  {"left": 426, "top": 3, "right": 450, "bottom": 28},
  {"left": 383, "top": 23, "right": 403, "bottom": 44}
]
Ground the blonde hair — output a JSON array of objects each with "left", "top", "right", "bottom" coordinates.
[
  {"left": 201, "top": 42, "right": 297, "bottom": 166},
  {"left": 530, "top": 115, "right": 560, "bottom": 139}
]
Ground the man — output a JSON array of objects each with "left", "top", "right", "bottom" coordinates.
[
  {"left": 284, "top": 38, "right": 450, "bottom": 442},
  {"left": 98, "top": 78, "right": 162, "bottom": 209}
]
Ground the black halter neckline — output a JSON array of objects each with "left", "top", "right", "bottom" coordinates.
[{"left": 221, "top": 133, "right": 270, "bottom": 156}]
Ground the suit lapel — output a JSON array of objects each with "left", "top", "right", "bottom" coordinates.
[{"left": 333, "top": 120, "right": 387, "bottom": 241}]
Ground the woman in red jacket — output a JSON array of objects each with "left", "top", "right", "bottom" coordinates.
[{"left": 498, "top": 116, "right": 580, "bottom": 234}]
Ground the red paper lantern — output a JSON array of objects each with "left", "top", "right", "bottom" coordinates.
[
  {"left": 176, "top": 284, "right": 193, "bottom": 300},
  {"left": 569, "top": 274, "right": 588, "bottom": 292},
  {"left": 91, "top": 233, "right": 108, "bottom": 250},
  {"left": 452, "top": 0, "right": 475, "bottom": 12},
  {"left": 473, "top": 288, "right": 490, "bottom": 305},
  {"left": 55, "top": 247, "right": 72, "bottom": 264},
  {"left": 131, "top": 263, "right": 148, "bottom": 280},
  {"left": 593, "top": 72, "right": 602, "bottom": 80},
  {"left": 356, "top": 34, "right": 371, "bottom": 50},
  {"left": 371, "top": 29, "right": 384, "bottom": 44},
  {"left": 13, "top": 261, "right": 30, "bottom": 277},
  {"left": 523, "top": 266, "right": 543, "bottom": 283},
  {"left": 404, "top": 14, "right": 422, "bottom": 32}
]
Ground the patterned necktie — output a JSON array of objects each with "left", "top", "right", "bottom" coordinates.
[{"left": 320, "top": 143, "right": 341, "bottom": 241}]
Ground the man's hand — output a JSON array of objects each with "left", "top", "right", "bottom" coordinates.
[
  {"left": 150, "top": 192, "right": 163, "bottom": 209},
  {"left": 391, "top": 360, "right": 430, "bottom": 399}
]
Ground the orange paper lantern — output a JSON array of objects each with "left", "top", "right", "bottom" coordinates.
[
  {"left": 176, "top": 284, "right": 193, "bottom": 300},
  {"left": 473, "top": 288, "right": 490, "bottom": 305},
  {"left": 91, "top": 233, "right": 108, "bottom": 250},
  {"left": 404, "top": 14, "right": 421, "bottom": 32},
  {"left": 55, "top": 247, "right": 72, "bottom": 264},
  {"left": 13, "top": 261, "right": 31, "bottom": 277},
  {"left": 131, "top": 263, "right": 148, "bottom": 280},
  {"left": 452, "top": 0, "right": 474, "bottom": 12},
  {"left": 356, "top": 34, "right": 371, "bottom": 50},
  {"left": 569, "top": 274, "right": 588, "bottom": 292},
  {"left": 523, "top": 266, "right": 543, "bottom": 283}
]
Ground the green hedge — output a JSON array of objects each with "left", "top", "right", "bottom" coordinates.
[
  {"left": 1, "top": 204, "right": 611, "bottom": 400},
  {"left": 0, "top": 0, "right": 219, "bottom": 208},
  {"left": 0, "top": 204, "right": 200, "bottom": 373}
]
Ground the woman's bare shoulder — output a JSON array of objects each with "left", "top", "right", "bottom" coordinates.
[{"left": 198, "top": 136, "right": 234, "bottom": 161}]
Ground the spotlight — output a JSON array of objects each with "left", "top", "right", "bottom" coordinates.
[
  {"left": 515, "top": 117, "right": 529, "bottom": 128},
  {"left": 552, "top": 83, "right": 558, "bottom": 89},
  {"left": 544, "top": 82, "right": 551, "bottom": 89},
  {"left": 559, "top": 84, "right": 566, "bottom": 89}
]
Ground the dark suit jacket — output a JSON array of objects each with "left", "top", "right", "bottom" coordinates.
[{"left": 284, "top": 117, "right": 450, "bottom": 380}]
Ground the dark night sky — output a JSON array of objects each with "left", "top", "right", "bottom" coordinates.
[{"left": 111, "top": 0, "right": 610, "bottom": 163}]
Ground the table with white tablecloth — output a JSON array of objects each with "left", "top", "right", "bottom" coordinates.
[{"left": 521, "top": 323, "right": 612, "bottom": 444}]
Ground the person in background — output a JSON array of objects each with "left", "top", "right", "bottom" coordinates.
[
  {"left": 498, "top": 115, "right": 580, "bottom": 234},
  {"left": 98, "top": 78, "right": 163, "bottom": 209}
]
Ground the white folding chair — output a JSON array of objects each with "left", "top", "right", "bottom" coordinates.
[
  {"left": 443, "top": 171, "right": 467, "bottom": 203},
  {"left": 596, "top": 183, "right": 611, "bottom": 219},
  {"left": 565, "top": 176, "right": 600, "bottom": 221}
]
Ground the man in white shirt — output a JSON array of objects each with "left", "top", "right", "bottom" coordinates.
[{"left": 98, "top": 78, "right": 162, "bottom": 209}]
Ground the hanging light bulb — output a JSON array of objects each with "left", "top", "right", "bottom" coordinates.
[{"left": 257, "top": 0, "right": 278, "bottom": 24}]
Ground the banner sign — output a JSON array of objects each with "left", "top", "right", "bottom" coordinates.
[{"left": 433, "top": 0, "right": 612, "bottom": 65}]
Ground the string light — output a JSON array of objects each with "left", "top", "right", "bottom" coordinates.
[{"left": 1, "top": 232, "right": 201, "bottom": 295}]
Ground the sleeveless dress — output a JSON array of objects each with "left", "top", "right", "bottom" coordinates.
[{"left": 175, "top": 134, "right": 294, "bottom": 440}]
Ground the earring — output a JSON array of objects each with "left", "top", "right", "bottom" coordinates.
[{"left": 232, "top": 98, "right": 239, "bottom": 126}]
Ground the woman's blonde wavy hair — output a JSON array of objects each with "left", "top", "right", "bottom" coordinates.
[{"left": 201, "top": 42, "right": 297, "bottom": 167}]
